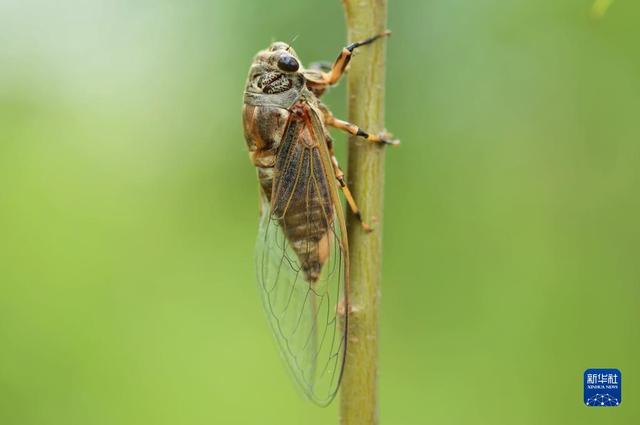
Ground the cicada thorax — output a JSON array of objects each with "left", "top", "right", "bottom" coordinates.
[
  {"left": 242, "top": 104, "right": 285, "bottom": 196},
  {"left": 244, "top": 98, "right": 335, "bottom": 283}
]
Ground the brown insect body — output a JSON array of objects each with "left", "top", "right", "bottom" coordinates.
[
  {"left": 242, "top": 33, "right": 395, "bottom": 405},
  {"left": 243, "top": 51, "right": 335, "bottom": 282}
]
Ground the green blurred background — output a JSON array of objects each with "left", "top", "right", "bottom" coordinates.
[{"left": 1, "top": 0, "right": 638, "bottom": 424}]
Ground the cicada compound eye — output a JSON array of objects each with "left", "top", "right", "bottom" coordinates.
[{"left": 277, "top": 54, "right": 299, "bottom": 73}]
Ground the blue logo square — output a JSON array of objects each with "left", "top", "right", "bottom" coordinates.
[{"left": 584, "top": 368, "right": 621, "bottom": 407}]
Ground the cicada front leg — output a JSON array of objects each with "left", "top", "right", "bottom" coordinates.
[
  {"left": 305, "top": 31, "right": 391, "bottom": 96},
  {"left": 323, "top": 30, "right": 391, "bottom": 86}
]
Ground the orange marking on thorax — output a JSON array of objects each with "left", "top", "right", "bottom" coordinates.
[{"left": 290, "top": 101, "right": 320, "bottom": 148}]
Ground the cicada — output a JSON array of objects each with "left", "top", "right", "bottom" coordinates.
[{"left": 242, "top": 31, "right": 397, "bottom": 406}]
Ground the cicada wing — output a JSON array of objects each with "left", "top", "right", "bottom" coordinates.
[{"left": 255, "top": 145, "right": 348, "bottom": 406}]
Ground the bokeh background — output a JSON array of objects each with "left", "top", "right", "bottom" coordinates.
[{"left": 1, "top": 0, "right": 638, "bottom": 424}]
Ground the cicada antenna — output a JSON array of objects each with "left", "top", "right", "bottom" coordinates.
[{"left": 288, "top": 34, "right": 300, "bottom": 48}]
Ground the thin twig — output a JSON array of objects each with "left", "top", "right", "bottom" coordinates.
[{"left": 340, "top": 1, "right": 388, "bottom": 424}]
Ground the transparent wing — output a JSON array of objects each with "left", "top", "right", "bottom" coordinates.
[{"left": 255, "top": 139, "right": 348, "bottom": 406}]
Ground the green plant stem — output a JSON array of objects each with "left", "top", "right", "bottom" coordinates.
[{"left": 340, "top": 1, "right": 388, "bottom": 424}]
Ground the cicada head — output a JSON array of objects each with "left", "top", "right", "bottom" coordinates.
[{"left": 245, "top": 42, "right": 306, "bottom": 99}]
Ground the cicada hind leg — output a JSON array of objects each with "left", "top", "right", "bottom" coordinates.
[{"left": 323, "top": 133, "right": 373, "bottom": 233}]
